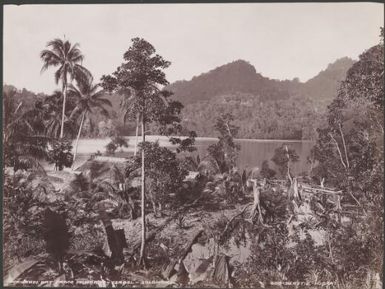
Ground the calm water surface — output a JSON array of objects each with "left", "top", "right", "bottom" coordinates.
[
  {"left": 193, "top": 138, "right": 314, "bottom": 174},
  {"left": 75, "top": 136, "right": 314, "bottom": 174}
]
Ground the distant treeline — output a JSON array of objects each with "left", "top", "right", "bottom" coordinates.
[{"left": 3, "top": 84, "right": 136, "bottom": 138}]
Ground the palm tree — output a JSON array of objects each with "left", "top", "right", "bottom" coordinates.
[
  {"left": 67, "top": 78, "right": 112, "bottom": 167},
  {"left": 43, "top": 91, "right": 76, "bottom": 139},
  {"left": 40, "top": 38, "right": 91, "bottom": 139}
]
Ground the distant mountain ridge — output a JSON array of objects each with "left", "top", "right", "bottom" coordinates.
[
  {"left": 168, "top": 58, "right": 355, "bottom": 105},
  {"left": 168, "top": 60, "right": 294, "bottom": 104},
  {"left": 298, "top": 57, "right": 355, "bottom": 102}
]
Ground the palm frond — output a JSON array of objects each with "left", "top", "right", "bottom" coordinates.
[
  {"left": 54, "top": 65, "right": 65, "bottom": 85},
  {"left": 73, "top": 64, "right": 93, "bottom": 85},
  {"left": 63, "top": 40, "right": 71, "bottom": 56},
  {"left": 40, "top": 50, "right": 61, "bottom": 73},
  {"left": 68, "top": 43, "right": 84, "bottom": 63},
  {"left": 67, "top": 83, "right": 83, "bottom": 99},
  {"left": 94, "top": 98, "right": 112, "bottom": 107},
  {"left": 46, "top": 38, "right": 65, "bottom": 57},
  {"left": 89, "top": 83, "right": 101, "bottom": 95},
  {"left": 98, "top": 107, "right": 110, "bottom": 118},
  {"left": 68, "top": 106, "right": 83, "bottom": 122}
]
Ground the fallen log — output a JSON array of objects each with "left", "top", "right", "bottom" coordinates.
[{"left": 301, "top": 184, "right": 342, "bottom": 195}]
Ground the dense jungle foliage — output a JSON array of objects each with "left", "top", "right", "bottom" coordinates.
[{"left": 2, "top": 29, "right": 383, "bottom": 288}]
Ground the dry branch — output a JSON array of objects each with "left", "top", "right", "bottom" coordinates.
[
  {"left": 219, "top": 204, "right": 251, "bottom": 243},
  {"left": 301, "top": 184, "right": 342, "bottom": 195},
  {"left": 329, "top": 132, "right": 347, "bottom": 170},
  {"left": 338, "top": 123, "right": 350, "bottom": 169}
]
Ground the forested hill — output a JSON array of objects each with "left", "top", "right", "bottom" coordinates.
[
  {"left": 168, "top": 57, "right": 355, "bottom": 140},
  {"left": 299, "top": 57, "right": 356, "bottom": 103},
  {"left": 168, "top": 58, "right": 355, "bottom": 105},
  {"left": 167, "top": 60, "right": 300, "bottom": 104}
]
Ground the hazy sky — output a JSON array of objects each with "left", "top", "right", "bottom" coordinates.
[{"left": 4, "top": 3, "right": 384, "bottom": 94}]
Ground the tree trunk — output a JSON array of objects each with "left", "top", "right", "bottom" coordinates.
[
  {"left": 134, "top": 113, "right": 139, "bottom": 156},
  {"left": 99, "top": 211, "right": 124, "bottom": 267},
  {"left": 158, "top": 203, "right": 163, "bottom": 216},
  {"left": 250, "top": 180, "right": 263, "bottom": 224},
  {"left": 60, "top": 83, "right": 67, "bottom": 139},
  {"left": 151, "top": 199, "right": 158, "bottom": 217},
  {"left": 338, "top": 123, "right": 350, "bottom": 169},
  {"left": 139, "top": 115, "right": 146, "bottom": 268},
  {"left": 72, "top": 111, "right": 86, "bottom": 170},
  {"left": 285, "top": 145, "right": 293, "bottom": 183}
]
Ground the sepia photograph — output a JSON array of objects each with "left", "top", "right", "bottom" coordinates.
[{"left": 2, "top": 2, "right": 384, "bottom": 288}]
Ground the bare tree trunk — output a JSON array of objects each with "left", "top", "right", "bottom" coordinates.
[
  {"left": 139, "top": 115, "right": 147, "bottom": 268},
  {"left": 338, "top": 123, "right": 350, "bottom": 169},
  {"left": 60, "top": 83, "right": 67, "bottom": 139},
  {"left": 134, "top": 113, "right": 139, "bottom": 156},
  {"left": 250, "top": 180, "right": 263, "bottom": 224},
  {"left": 72, "top": 111, "right": 86, "bottom": 170},
  {"left": 329, "top": 133, "right": 347, "bottom": 170},
  {"left": 158, "top": 203, "right": 163, "bottom": 217},
  {"left": 285, "top": 145, "right": 293, "bottom": 183},
  {"left": 151, "top": 196, "right": 157, "bottom": 217}
]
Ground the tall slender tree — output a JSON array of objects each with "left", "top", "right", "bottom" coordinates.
[
  {"left": 134, "top": 113, "right": 140, "bottom": 156},
  {"left": 43, "top": 90, "right": 78, "bottom": 139},
  {"left": 40, "top": 38, "right": 91, "bottom": 138},
  {"left": 67, "top": 77, "right": 112, "bottom": 167},
  {"left": 101, "top": 38, "right": 174, "bottom": 267}
]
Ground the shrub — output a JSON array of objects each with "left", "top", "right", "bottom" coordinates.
[
  {"left": 47, "top": 139, "right": 73, "bottom": 171},
  {"left": 111, "top": 135, "right": 129, "bottom": 151},
  {"left": 271, "top": 145, "right": 299, "bottom": 178},
  {"left": 105, "top": 141, "right": 117, "bottom": 155},
  {"left": 260, "top": 160, "right": 276, "bottom": 180}
]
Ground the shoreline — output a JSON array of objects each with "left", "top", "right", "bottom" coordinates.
[
  {"left": 76, "top": 135, "right": 315, "bottom": 143},
  {"left": 72, "top": 136, "right": 315, "bottom": 156}
]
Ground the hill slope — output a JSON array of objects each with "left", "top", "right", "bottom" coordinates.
[
  {"left": 168, "top": 58, "right": 354, "bottom": 106},
  {"left": 168, "top": 58, "right": 354, "bottom": 139},
  {"left": 298, "top": 57, "right": 355, "bottom": 103},
  {"left": 168, "top": 60, "right": 299, "bottom": 104}
]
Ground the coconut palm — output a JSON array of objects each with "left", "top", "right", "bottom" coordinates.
[
  {"left": 67, "top": 78, "right": 112, "bottom": 167},
  {"left": 43, "top": 90, "right": 78, "bottom": 139},
  {"left": 40, "top": 38, "right": 91, "bottom": 139}
]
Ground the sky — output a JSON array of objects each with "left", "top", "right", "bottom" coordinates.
[{"left": 3, "top": 3, "right": 384, "bottom": 94}]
